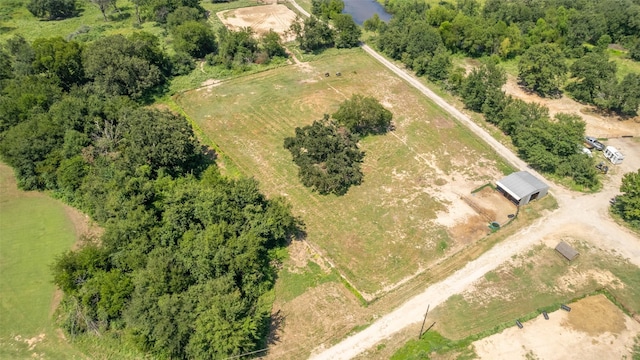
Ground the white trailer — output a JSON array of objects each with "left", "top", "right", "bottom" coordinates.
[{"left": 604, "top": 146, "right": 624, "bottom": 165}]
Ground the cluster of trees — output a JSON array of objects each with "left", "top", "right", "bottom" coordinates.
[
  {"left": 612, "top": 169, "right": 640, "bottom": 229},
  {"left": 516, "top": 43, "right": 640, "bottom": 115},
  {"left": 455, "top": 61, "right": 598, "bottom": 188},
  {"left": 1, "top": 29, "right": 298, "bottom": 358},
  {"left": 366, "top": 0, "right": 640, "bottom": 114},
  {"left": 292, "top": 0, "right": 361, "bottom": 52},
  {"left": 284, "top": 95, "right": 392, "bottom": 195}
]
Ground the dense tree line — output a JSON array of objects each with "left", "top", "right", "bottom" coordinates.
[
  {"left": 284, "top": 95, "right": 392, "bottom": 195},
  {"left": 454, "top": 60, "right": 598, "bottom": 188},
  {"left": 0, "top": 29, "right": 298, "bottom": 358},
  {"left": 367, "top": 0, "right": 640, "bottom": 115}
]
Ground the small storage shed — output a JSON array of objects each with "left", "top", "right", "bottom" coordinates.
[
  {"left": 604, "top": 146, "right": 624, "bottom": 165},
  {"left": 496, "top": 171, "right": 549, "bottom": 206},
  {"left": 555, "top": 241, "right": 579, "bottom": 261}
]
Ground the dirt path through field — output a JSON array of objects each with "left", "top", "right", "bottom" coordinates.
[{"left": 306, "top": 43, "right": 640, "bottom": 360}]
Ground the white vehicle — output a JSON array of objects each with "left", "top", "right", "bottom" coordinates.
[{"left": 604, "top": 146, "right": 624, "bottom": 164}]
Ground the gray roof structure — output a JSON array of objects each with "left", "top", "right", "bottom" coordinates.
[
  {"left": 496, "top": 171, "right": 548, "bottom": 201},
  {"left": 555, "top": 241, "right": 579, "bottom": 261}
]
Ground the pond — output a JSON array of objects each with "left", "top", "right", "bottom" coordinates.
[{"left": 342, "top": 0, "right": 392, "bottom": 25}]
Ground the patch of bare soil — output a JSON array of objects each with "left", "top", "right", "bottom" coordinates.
[
  {"left": 266, "top": 282, "right": 375, "bottom": 360},
  {"left": 450, "top": 186, "right": 517, "bottom": 244},
  {"left": 62, "top": 204, "right": 102, "bottom": 250},
  {"left": 473, "top": 295, "right": 640, "bottom": 359},
  {"left": 217, "top": 4, "right": 297, "bottom": 42},
  {"left": 286, "top": 240, "right": 331, "bottom": 273},
  {"left": 13, "top": 334, "right": 45, "bottom": 351},
  {"left": 503, "top": 75, "right": 640, "bottom": 138},
  {"left": 563, "top": 294, "right": 626, "bottom": 335}
]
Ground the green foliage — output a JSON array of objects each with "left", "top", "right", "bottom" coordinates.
[
  {"left": 284, "top": 117, "right": 364, "bottom": 195},
  {"left": 567, "top": 52, "right": 617, "bottom": 103},
  {"left": 518, "top": 43, "right": 567, "bottom": 96},
  {"left": 83, "top": 34, "right": 166, "bottom": 99},
  {"left": 460, "top": 60, "right": 506, "bottom": 113},
  {"left": 613, "top": 169, "right": 640, "bottom": 229},
  {"left": 599, "top": 73, "right": 640, "bottom": 116},
  {"left": 171, "top": 21, "right": 217, "bottom": 58},
  {"left": 27, "top": 0, "right": 77, "bottom": 20},
  {"left": 290, "top": 16, "right": 334, "bottom": 53},
  {"left": 32, "top": 37, "right": 85, "bottom": 90},
  {"left": 311, "top": 0, "right": 344, "bottom": 20},
  {"left": 261, "top": 30, "right": 286, "bottom": 59},
  {"left": 333, "top": 14, "right": 361, "bottom": 49},
  {"left": 363, "top": 13, "right": 383, "bottom": 32},
  {"left": 214, "top": 27, "right": 258, "bottom": 68},
  {"left": 166, "top": 5, "right": 205, "bottom": 29},
  {"left": 630, "top": 39, "right": 640, "bottom": 62},
  {"left": 414, "top": 45, "right": 452, "bottom": 82},
  {"left": 120, "top": 108, "right": 201, "bottom": 175},
  {"left": 331, "top": 94, "right": 392, "bottom": 136}
]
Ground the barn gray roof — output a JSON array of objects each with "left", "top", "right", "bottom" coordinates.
[
  {"left": 496, "top": 171, "right": 548, "bottom": 201},
  {"left": 555, "top": 241, "right": 579, "bottom": 261}
]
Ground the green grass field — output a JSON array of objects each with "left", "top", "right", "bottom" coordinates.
[
  {"left": 0, "top": 163, "right": 80, "bottom": 358},
  {"left": 176, "top": 47, "right": 513, "bottom": 295}
]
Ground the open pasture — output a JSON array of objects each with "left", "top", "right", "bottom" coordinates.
[
  {"left": 176, "top": 48, "right": 513, "bottom": 296},
  {"left": 0, "top": 163, "right": 79, "bottom": 358}
]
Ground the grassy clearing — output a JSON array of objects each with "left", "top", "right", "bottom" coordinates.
[
  {"left": 0, "top": 0, "right": 165, "bottom": 43},
  {"left": 0, "top": 163, "right": 147, "bottom": 359},
  {"left": 607, "top": 48, "right": 640, "bottom": 80},
  {"left": 276, "top": 261, "right": 339, "bottom": 303},
  {"left": 0, "top": 163, "right": 79, "bottom": 358},
  {"left": 175, "top": 47, "right": 512, "bottom": 295}
]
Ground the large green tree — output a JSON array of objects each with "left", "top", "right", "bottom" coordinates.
[
  {"left": 32, "top": 37, "right": 84, "bottom": 90},
  {"left": 518, "top": 43, "right": 567, "bottom": 96},
  {"left": 172, "top": 21, "right": 217, "bottom": 58},
  {"left": 332, "top": 94, "right": 392, "bottom": 136},
  {"left": 27, "top": 0, "right": 77, "bottom": 20},
  {"left": 290, "top": 16, "right": 334, "bottom": 52},
  {"left": 567, "top": 52, "right": 616, "bottom": 103},
  {"left": 613, "top": 169, "right": 640, "bottom": 229},
  {"left": 284, "top": 118, "right": 364, "bottom": 195},
  {"left": 83, "top": 34, "right": 166, "bottom": 99},
  {"left": 333, "top": 14, "right": 361, "bottom": 49}
]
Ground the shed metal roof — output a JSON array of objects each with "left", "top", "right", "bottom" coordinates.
[
  {"left": 496, "top": 171, "right": 548, "bottom": 200},
  {"left": 555, "top": 241, "right": 579, "bottom": 261}
]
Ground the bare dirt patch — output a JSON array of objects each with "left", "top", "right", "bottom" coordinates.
[
  {"left": 61, "top": 204, "right": 102, "bottom": 250},
  {"left": 563, "top": 294, "right": 626, "bottom": 335},
  {"left": 217, "top": 4, "right": 297, "bottom": 41},
  {"left": 473, "top": 295, "right": 640, "bottom": 359},
  {"left": 503, "top": 75, "right": 640, "bottom": 138}
]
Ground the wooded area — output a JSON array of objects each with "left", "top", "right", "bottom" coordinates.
[{"left": 0, "top": 1, "right": 299, "bottom": 358}]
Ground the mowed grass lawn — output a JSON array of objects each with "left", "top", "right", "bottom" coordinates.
[
  {"left": 0, "top": 163, "right": 81, "bottom": 358},
  {"left": 176, "top": 48, "right": 511, "bottom": 294}
]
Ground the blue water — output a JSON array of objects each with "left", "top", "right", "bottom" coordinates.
[{"left": 342, "top": 0, "right": 392, "bottom": 25}]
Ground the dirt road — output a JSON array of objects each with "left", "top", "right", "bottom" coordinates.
[{"left": 307, "top": 46, "right": 640, "bottom": 360}]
